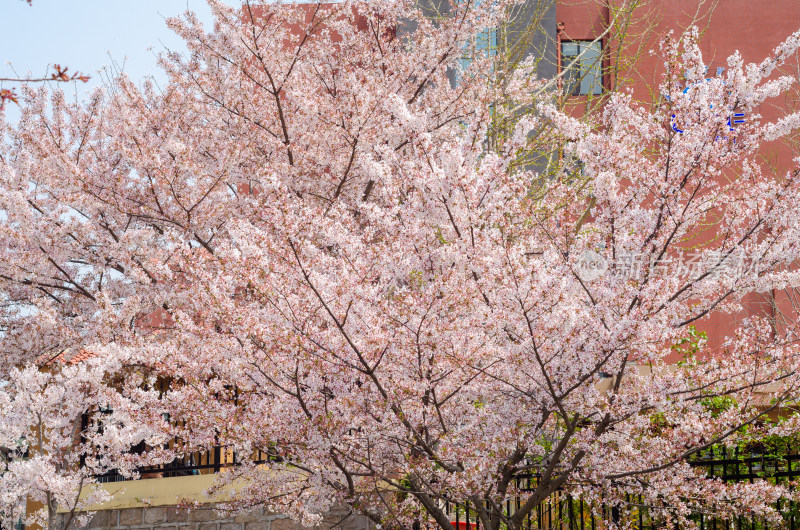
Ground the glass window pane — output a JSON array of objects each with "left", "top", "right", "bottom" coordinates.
[
  {"left": 582, "top": 41, "right": 602, "bottom": 95},
  {"left": 476, "top": 28, "right": 497, "bottom": 55},
  {"left": 561, "top": 42, "right": 579, "bottom": 57},
  {"left": 561, "top": 42, "right": 580, "bottom": 95},
  {"left": 561, "top": 40, "right": 603, "bottom": 96}
]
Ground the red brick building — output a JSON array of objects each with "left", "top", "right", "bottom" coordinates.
[{"left": 554, "top": 0, "right": 800, "bottom": 352}]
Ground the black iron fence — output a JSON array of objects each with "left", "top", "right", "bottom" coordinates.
[
  {"left": 693, "top": 444, "right": 800, "bottom": 483},
  {"left": 440, "top": 488, "right": 800, "bottom": 530},
  {"left": 79, "top": 408, "right": 279, "bottom": 482},
  {"left": 440, "top": 492, "right": 800, "bottom": 530},
  {"left": 86, "top": 434, "right": 800, "bottom": 529},
  {"left": 93, "top": 443, "right": 277, "bottom": 483},
  {"left": 437, "top": 445, "right": 800, "bottom": 530}
]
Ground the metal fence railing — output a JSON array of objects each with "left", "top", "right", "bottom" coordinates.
[
  {"left": 434, "top": 445, "right": 800, "bottom": 530},
  {"left": 84, "top": 429, "right": 800, "bottom": 529},
  {"left": 93, "top": 443, "right": 277, "bottom": 483}
]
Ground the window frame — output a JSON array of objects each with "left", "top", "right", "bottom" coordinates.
[{"left": 559, "top": 39, "right": 604, "bottom": 97}]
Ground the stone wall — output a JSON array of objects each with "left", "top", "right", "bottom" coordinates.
[{"left": 59, "top": 505, "right": 371, "bottom": 530}]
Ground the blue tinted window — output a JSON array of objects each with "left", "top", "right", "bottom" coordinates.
[{"left": 561, "top": 40, "right": 603, "bottom": 96}]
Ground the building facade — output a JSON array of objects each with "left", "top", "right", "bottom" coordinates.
[{"left": 557, "top": 0, "right": 800, "bottom": 353}]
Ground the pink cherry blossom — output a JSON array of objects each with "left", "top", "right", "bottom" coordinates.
[{"left": 1, "top": 2, "right": 800, "bottom": 529}]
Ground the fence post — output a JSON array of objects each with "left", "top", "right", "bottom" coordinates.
[{"left": 213, "top": 445, "right": 221, "bottom": 473}]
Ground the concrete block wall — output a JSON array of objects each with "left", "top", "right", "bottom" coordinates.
[{"left": 58, "top": 505, "right": 372, "bottom": 530}]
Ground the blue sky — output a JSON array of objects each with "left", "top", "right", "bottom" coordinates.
[{"left": 1, "top": 0, "right": 237, "bottom": 116}]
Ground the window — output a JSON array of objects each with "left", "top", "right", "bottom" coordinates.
[
  {"left": 453, "top": 0, "right": 497, "bottom": 86},
  {"left": 455, "top": 28, "right": 497, "bottom": 85},
  {"left": 560, "top": 40, "right": 603, "bottom": 96}
]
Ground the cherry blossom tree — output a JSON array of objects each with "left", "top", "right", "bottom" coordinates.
[{"left": 3, "top": 0, "right": 800, "bottom": 528}]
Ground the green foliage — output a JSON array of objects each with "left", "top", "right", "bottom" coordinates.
[
  {"left": 648, "top": 411, "right": 671, "bottom": 435},
  {"left": 673, "top": 325, "right": 707, "bottom": 361},
  {"left": 699, "top": 395, "right": 738, "bottom": 417}
]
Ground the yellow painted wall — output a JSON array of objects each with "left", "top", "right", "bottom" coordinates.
[{"left": 59, "top": 473, "right": 238, "bottom": 512}]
